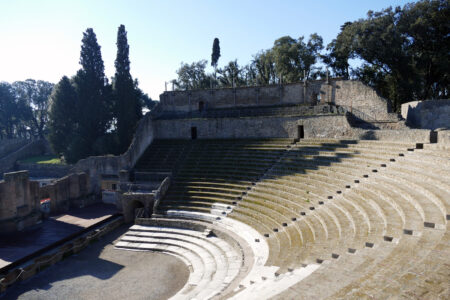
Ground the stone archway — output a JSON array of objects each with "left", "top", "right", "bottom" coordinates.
[{"left": 121, "top": 193, "right": 155, "bottom": 223}]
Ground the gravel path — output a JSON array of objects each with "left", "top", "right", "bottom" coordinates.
[{"left": 1, "top": 224, "right": 189, "bottom": 300}]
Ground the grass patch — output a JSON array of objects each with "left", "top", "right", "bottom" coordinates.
[{"left": 19, "top": 155, "right": 65, "bottom": 165}]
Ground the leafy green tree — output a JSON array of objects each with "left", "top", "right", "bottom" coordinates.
[
  {"left": 113, "top": 24, "right": 142, "bottom": 154},
  {"left": 242, "top": 62, "right": 258, "bottom": 86},
  {"left": 272, "top": 34, "right": 323, "bottom": 83},
  {"left": 0, "top": 82, "right": 19, "bottom": 139},
  {"left": 399, "top": 0, "right": 449, "bottom": 99},
  {"left": 272, "top": 36, "right": 300, "bottom": 82},
  {"left": 0, "top": 82, "right": 35, "bottom": 139},
  {"left": 252, "top": 50, "right": 277, "bottom": 85},
  {"left": 217, "top": 60, "right": 246, "bottom": 87},
  {"left": 327, "top": 0, "right": 449, "bottom": 109},
  {"left": 12, "top": 79, "right": 54, "bottom": 138},
  {"left": 174, "top": 60, "right": 212, "bottom": 90},
  {"left": 71, "top": 28, "right": 111, "bottom": 160},
  {"left": 48, "top": 76, "right": 77, "bottom": 156},
  {"left": 323, "top": 22, "right": 353, "bottom": 79}
]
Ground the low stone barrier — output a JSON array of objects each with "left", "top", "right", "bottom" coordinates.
[
  {"left": 350, "top": 128, "right": 432, "bottom": 143},
  {"left": 153, "top": 176, "right": 171, "bottom": 212}
]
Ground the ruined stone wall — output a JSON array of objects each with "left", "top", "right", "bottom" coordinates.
[
  {"left": 159, "top": 80, "right": 393, "bottom": 121},
  {"left": 39, "top": 172, "right": 91, "bottom": 213},
  {"left": 160, "top": 82, "right": 325, "bottom": 113},
  {"left": 0, "top": 170, "right": 93, "bottom": 234},
  {"left": 332, "top": 80, "right": 393, "bottom": 120},
  {"left": 0, "top": 171, "right": 40, "bottom": 234},
  {"left": 401, "top": 99, "right": 450, "bottom": 130}
]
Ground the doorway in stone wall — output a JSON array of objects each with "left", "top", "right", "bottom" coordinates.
[
  {"left": 198, "top": 101, "right": 204, "bottom": 112},
  {"left": 191, "top": 127, "right": 197, "bottom": 139},
  {"left": 297, "top": 125, "right": 304, "bottom": 140}
]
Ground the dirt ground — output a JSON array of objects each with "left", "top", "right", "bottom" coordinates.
[{"left": 1, "top": 224, "right": 189, "bottom": 300}]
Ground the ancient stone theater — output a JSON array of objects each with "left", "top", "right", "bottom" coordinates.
[{"left": 1, "top": 79, "right": 449, "bottom": 299}]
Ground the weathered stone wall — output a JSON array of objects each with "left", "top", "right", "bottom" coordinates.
[
  {"left": 401, "top": 99, "right": 450, "bottom": 130},
  {"left": 332, "top": 80, "right": 393, "bottom": 120},
  {"left": 160, "top": 82, "right": 328, "bottom": 112},
  {"left": 0, "top": 171, "right": 40, "bottom": 234},
  {"left": 39, "top": 172, "right": 91, "bottom": 213},
  {"left": 155, "top": 114, "right": 432, "bottom": 143},
  {"left": 159, "top": 80, "right": 393, "bottom": 121},
  {"left": 154, "top": 114, "right": 353, "bottom": 140}
]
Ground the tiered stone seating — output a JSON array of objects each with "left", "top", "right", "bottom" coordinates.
[
  {"left": 122, "top": 138, "right": 449, "bottom": 299},
  {"left": 142, "top": 139, "right": 294, "bottom": 215},
  {"left": 262, "top": 139, "right": 449, "bottom": 299},
  {"left": 134, "top": 139, "right": 192, "bottom": 172},
  {"left": 115, "top": 220, "right": 244, "bottom": 299}
]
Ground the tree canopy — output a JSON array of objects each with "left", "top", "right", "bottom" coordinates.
[
  {"left": 328, "top": 0, "right": 449, "bottom": 109},
  {"left": 0, "top": 80, "right": 53, "bottom": 139}
]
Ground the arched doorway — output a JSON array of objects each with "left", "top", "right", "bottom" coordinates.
[{"left": 129, "top": 200, "right": 145, "bottom": 219}]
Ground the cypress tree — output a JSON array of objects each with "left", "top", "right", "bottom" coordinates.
[
  {"left": 211, "top": 38, "right": 221, "bottom": 69},
  {"left": 113, "top": 24, "right": 142, "bottom": 153},
  {"left": 72, "top": 28, "right": 111, "bottom": 160}
]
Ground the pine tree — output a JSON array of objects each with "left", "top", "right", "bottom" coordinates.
[
  {"left": 113, "top": 24, "right": 142, "bottom": 153},
  {"left": 48, "top": 76, "right": 77, "bottom": 158},
  {"left": 72, "top": 28, "right": 111, "bottom": 160}
]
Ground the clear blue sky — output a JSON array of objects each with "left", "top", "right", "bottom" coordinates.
[{"left": 1, "top": 0, "right": 415, "bottom": 100}]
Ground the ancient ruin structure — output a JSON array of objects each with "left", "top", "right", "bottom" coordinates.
[
  {"left": 1, "top": 79, "right": 449, "bottom": 298},
  {"left": 0, "top": 170, "right": 92, "bottom": 234}
]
